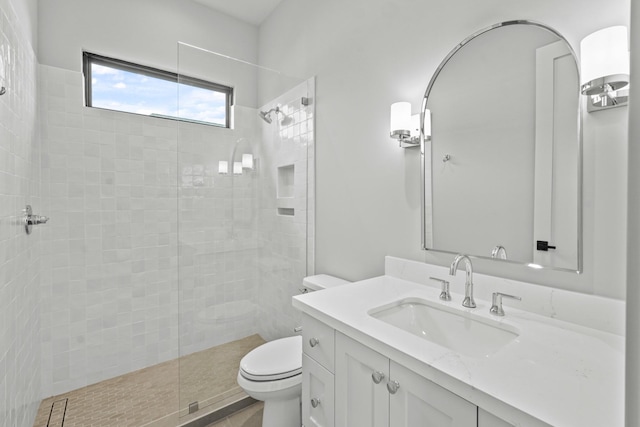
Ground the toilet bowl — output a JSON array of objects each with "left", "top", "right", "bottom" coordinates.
[
  {"left": 237, "top": 274, "right": 350, "bottom": 427},
  {"left": 237, "top": 336, "right": 302, "bottom": 427}
]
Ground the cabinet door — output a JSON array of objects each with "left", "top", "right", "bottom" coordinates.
[
  {"left": 389, "top": 361, "right": 477, "bottom": 427},
  {"left": 303, "top": 354, "right": 335, "bottom": 427},
  {"left": 335, "top": 332, "right": 390, "bottom": 427}
]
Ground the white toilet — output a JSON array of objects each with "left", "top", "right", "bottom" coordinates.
[{"left": 237, "top": 274, "right": 349, "bottom": 427}]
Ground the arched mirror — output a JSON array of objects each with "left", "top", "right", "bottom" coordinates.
[{"left": 421, "top": 21, "right": 582, "bottom": 272}]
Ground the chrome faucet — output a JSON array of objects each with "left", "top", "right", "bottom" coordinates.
[{"left": 449, "top": 254, "right": 476, "bottom": 308}]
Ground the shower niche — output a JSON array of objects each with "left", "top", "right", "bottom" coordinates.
[{"left": 278, "top": 164, "right": 295, "bottom": 216}]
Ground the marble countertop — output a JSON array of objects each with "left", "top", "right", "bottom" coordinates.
[{"left": 293, "top": 274, "right": 625, "bottom": 427}]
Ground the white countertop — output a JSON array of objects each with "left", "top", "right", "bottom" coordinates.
[{"left": 293, "top": 274, "right": 625, "bottom": 427}]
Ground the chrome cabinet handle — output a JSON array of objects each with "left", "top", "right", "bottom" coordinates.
[
  {"left": 311, "top": 398, "right": 321, "bottom": 408},
  {"left": 387, "top": 380, "right": 400, "bottom": 394},
  {"left": 371, "top": 371, "right": 385, "bottom": 384},
  {"left": 309, "top": 337, "right": 320, "bottom": 347}
]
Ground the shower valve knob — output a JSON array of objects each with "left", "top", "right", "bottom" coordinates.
[
  {"left": 23, "top": 205, "right": 49, "bottom": 235},
  {"left": 32, "top": 215, "right": 49, "bottom": 225}
]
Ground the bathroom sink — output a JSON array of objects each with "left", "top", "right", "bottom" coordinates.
[{"left": 369, "top": 298, "right": 519, "bottom": 358}]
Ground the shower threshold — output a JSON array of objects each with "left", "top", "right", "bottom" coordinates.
[{"left": 33, "top": 334, "right": 265, "bottom": 427}]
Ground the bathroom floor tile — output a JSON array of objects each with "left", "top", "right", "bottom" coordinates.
[{"left": 32, "top": 335, "right": 265, "bottom": 427}]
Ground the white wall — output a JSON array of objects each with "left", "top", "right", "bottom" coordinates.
[
  {"left": 38, "top": 0, "right": 258, "bottom": 74},
  {"left": 0, "top": 0, "right": 41, "bottom": 425},
  {"left": 259, "top": 0, "right": 630, "bottom": 299},
  {"left": 626, "top": 0, "right": 640, "bottom": 424},
  {"left": 12, "top": 0, "right": 36, "bottom": 54}
]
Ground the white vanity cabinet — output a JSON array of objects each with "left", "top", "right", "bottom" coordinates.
[
  {"left": 302, "top": 316, "right": 514, "bottom": 427},
  {"left": 302, "top": 314, "right": 336, "bottom": 427},
  {"left": 335, "top": 332, "right": 477, "bottom": 427}
]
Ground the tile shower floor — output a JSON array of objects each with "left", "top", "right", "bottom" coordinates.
[{"left": 33, "top": 335, "right": 265, "bottom": 427}]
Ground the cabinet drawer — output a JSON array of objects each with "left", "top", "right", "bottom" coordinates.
[
  {"left": 302, "top": 314, "right": 335, "bottom": 372},
  {"left": 302, "top": 354, "right": 335, "bottom": 427}
]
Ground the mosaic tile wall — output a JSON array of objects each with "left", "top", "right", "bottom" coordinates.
[{"left": 0, "top": 0, "right": 42, "bottom": 426}]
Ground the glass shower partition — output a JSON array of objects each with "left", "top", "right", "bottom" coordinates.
[{"left": 176, "top": 42, "right": 315, "bottom": 423}]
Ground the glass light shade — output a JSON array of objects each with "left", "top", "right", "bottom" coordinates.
[
  {"left": 580, "top": 26, "right": 629, "bottom": 86},
  {"left": 410, "top": 114, "right": 420, "bottom": 137},
  {"left": 218, "top": 161, "right": 228, "bottom": 174},
  {"left": 390, "top": 102, "right": 411, "bottom": 134},
  {"left": 242, "top": 153, "right": 253, "bottom": 169},
  {"left": 233, "top": 161, "right": 243, "bottom": 175}
]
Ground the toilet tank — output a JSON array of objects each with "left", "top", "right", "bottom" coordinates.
[{"left": 300, "top": 274, "right": 350, "bottom": 293}]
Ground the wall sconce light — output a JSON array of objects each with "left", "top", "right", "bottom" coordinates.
[
  {"left": 389, "top": 102, "right": 430, "bottom": 148},
  {"left": 233, "top": 162, "right": 243, "bottom": 175},
  {"left": 580, "top": 26, "right": 629, "bottom": 112},
  {"left": 218, "top": 161, "right": 228, "bottom": 174},
  {"left": 242, "top": 153, "right": 254, "bottom": 170}
]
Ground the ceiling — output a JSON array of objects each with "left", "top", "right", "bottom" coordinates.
[{"left": 192, "top": 0, "right": 284, "bottom": 25}]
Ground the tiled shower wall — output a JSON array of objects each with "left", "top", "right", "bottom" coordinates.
[
  {"left": 38, "top": 65, "right": 314, "bottom": 400},
  {"left": 0, "top": 1, "right": 41, "bottom": 426},
  {"left": 38, "top": 66, "right": 264, "bottom": 397},
  {"left": 38, "top": 65, "right": 180, "bottom": 397},
  {"left": 257, "top": 79, "right": 315, "bottom": 341},
  {"left": 177, "top": 106, "right": 261, "bottom": 357}
]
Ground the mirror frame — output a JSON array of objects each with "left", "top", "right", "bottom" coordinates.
[{"left": 419, "top": 20, "right": 583, "bottom": 273}]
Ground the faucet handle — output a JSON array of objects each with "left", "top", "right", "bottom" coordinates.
[
  {"left": 429, "top": 277, "right": 451, "bottom": 301},
  {"left": 490, "top": 292, "right": 521, "bottom": 316}
]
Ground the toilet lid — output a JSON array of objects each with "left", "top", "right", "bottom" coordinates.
[{"left": 240, "top": 336, "right": 302, "bottom": 381}]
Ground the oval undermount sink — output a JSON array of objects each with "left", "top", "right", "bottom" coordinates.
[{"left": 369, "top": 297, "right": 519, "bottom": 358}]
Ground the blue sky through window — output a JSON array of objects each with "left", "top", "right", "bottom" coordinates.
[{"left": 91, "top": 64, "right": 227, "bottom": 126}]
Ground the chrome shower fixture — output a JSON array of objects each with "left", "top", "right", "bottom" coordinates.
[
  {"left": 259, "top": 109, "right": 273, "bottom": 124},
  {"left": 258, "top": 105, "right": 286, "bottom": 124}
]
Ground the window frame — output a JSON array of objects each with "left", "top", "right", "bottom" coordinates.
[{"left": 83, "top": 51, "right": 234, "bottom": 128}]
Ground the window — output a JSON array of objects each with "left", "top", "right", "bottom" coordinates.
[{"left": 83, "top": 52, "right": 233, "bottom": 127}]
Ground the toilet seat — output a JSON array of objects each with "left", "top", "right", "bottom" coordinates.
[{"left": 240, "top": 335, "right": 302, "bottom": 381}]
